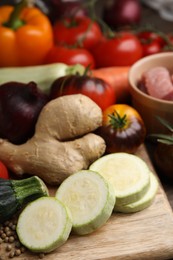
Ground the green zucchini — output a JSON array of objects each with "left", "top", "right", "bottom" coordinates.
[
  {"left": 0, "top": 176, "right": 49, "bottom": 224},
  {"left": 0, "top": 63, "right": 85, "bottom": 94}
]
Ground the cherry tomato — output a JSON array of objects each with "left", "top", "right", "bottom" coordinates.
[
  {"left": 137, "top": 31, "right": 166, "bottom": 56},
  {"left": 0, "top": 161, "right": 9, "bottom": 179},
  {"left": 91, "top": 32, "right": 143, "bottom": 68},
  {"left": 49, "top": 74, "right": 116, "bottom": 110},
  {"left": 165, "top": 34, "right": 173, "bottom": 51},
  {"left": 53, "top": 16, "right": 102, "bottom": 50},
  {"left": 137, "top": 31, "right": 166, "bottom": 47},
  {"left": 141, "top": 40, "right": 162, "bottom": 57},
  {"left": 45, "top": 45, "right": 95, "bottom": 69},
  {"left": 97, "top": 104, "right": 146, "bottom": 153},
  {"left": 167, "top": 34, "right": 173, "bottom": 45}
]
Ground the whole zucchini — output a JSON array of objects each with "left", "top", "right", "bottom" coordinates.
[
  {"left": 0, "top": 63, "right": 85, "bottom": 94},
  {"left": 0, "top": 176, "right": 49, "bottom": 223}
]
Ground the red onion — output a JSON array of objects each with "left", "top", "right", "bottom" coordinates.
[
  {"left": 103, "top": 0, "right": 141, "bottom": 28},
  {"left": 0, "top": 81, "right": 48, "bottom": 144},
  {"left": 50, "top": 0, "right": 87, "bottom": 22}
]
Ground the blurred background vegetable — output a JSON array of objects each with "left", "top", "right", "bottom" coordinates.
[
  {"left": 45, "top": 45, "right": 95, "bottom": 69},
  {"left": 53, "top": 16, "right": 102, "bottom": 50},
  {"left": 0, "top": 0, "right": 53, "bottom": 67},
  {"left": 103, "top": 0, "right": 141, "bottom": 28},
  {"left": 49, "top": 0, "right": 87, "bottom": 22},
  {"left": 91, "top": 31, "right": 143, "bottom": 67}
]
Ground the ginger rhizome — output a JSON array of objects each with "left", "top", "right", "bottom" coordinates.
[{"left": 0, "top": 94, "right": 106, "bottom": 185}]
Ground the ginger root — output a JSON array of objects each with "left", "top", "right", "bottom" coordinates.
[{"left": 0, "top": 94, "right": 105, "bottom": 185}]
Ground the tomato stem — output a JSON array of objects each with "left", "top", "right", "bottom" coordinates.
[
  {"left": 83, "top": 0, "right": 115, "bottom": 38},
  {"left": 133, "top": 24, "right": 173, "bottom": 50},
  {"left": 108, "top": 111, "right": 127, "bottom": 129}
]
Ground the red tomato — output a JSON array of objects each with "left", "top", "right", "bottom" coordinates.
[
  {"left": 137, "top": 31, "right": 166, "bottom": 46},
  {"left": 137, "top": 31, "right": 165, "bottom": 56},
  {"left": 53, "top": 16, "right": 102, "bottom": 50},
  {"left": 165, "top": 34, "right": 173, "bottom": 50},
  {"left": 91, "top": 32, "right": 143, "bottom": 68},
  {"left": 167, "top": 34, "right": 173, "bottom": 44},
  {"left": 141, "top": 40, "right": 162, "bottom": 56},
  {"left": 0, "top": 161, "right": 9, "bottom": 179},
  {"left": 49, "top": 74, "right": 116, "bottom": 110},
  {"left": 45, "top": 45, "right": 95, "bottom": 69}
]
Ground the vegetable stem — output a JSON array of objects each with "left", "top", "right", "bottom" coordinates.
[
  {"left": 84, "top": 0, "right": 115, "bottom": 38},
  {"left": 11, "top": 176, "right": 48, "bottom": 206},
  {"left": 148, "top": 116, "right": 173, "bottom": 145},
  {"left": 3, "top": 0, "right": 27, "bottom": 30},
  {"left": 108, "top": 111, "right": 127, "bottom": 129}
]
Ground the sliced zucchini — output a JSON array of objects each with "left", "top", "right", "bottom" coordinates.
[
  {"left": 114, "top": 172, "right": 159, "bottom": 213},
  {"left": 16, "top": 197, "right": 72, "bottom": 253},
  {"left": 55, "top": 170, "right": 115, "bottom": 235},
  {"left": 89, "top": 153, "right": 150, "bottom": 206}
]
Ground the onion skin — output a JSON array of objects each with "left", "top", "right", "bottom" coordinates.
[
  {"left": 0, "top": 81, "right": 48, "bottom": 144},
  {"left": 50, "top": 0, "right": 87, "bottom": 22},
  {"left": 103, "top": 0, "right": 141, "bottom": 28}
]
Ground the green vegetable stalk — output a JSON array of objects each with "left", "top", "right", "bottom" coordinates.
[{"left": 0, "top": 176, "right": 49, "bottom": 223}]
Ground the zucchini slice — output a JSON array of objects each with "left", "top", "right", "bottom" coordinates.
[
  {"left": 89, "top": 153, "right": 150, "bottom": 206},
  {"left": 55, "top": 170, "right": 115, "bottom": 235},
  {"left": 114, "top": 172, "right": 158, "bottom": 213},
  {"left": 16, "top": 197, "right": 72, "bottom": 253}
]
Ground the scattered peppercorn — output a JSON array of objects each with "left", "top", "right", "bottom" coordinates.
[
  {"left": 0, "top": 216, "right": 46, "bottom": 259},
  {"left": 0, "top": 216, "right": 27, "bottom": 259}
]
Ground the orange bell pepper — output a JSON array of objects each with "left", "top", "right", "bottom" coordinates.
[{"left": 0, "top": 0, "right": 53, "bottom": 67}]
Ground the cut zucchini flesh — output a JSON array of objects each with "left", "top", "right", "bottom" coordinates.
[
  {"left": 89, "top": 153, "right": 150, "bottom": 205},
  {"left": 114, "top": 172, "right": 159, "bottom": 213},
  {"left": 16, "top": 197, "right": 72, "bottom": 253},
  {"left": 55, "top": 170, "right": 115, "bottom": 235}
]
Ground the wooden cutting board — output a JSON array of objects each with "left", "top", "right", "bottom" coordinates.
[{"left": 1, "top": 145, "right": 173, "bottom": 260}]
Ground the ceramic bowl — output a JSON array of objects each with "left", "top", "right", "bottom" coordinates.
[{"left": 128, "top": 52, "right": 173, "bottom": 134}]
